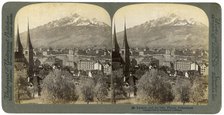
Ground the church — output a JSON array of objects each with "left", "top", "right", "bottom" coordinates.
[
  {"left": 14, "top": 22, "right": 37, "bottom": 97},
  {"left": 112, "top": 22, "right": 136, "bottom": 96}
]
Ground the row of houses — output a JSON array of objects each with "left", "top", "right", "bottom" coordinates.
[
  {"left": 35, "top": 55, "right": 112, "bottom": 75},
  {"left": 36, "top": 52, "right": 207, "bottom": 77},
  {"left": 40, "top": 48, "right": 112, "bottom": 57},
  {"left": 132, "top": 56, "right": 208, "bottom": 76}
]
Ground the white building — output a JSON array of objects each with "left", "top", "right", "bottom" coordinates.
[
  {"left": 42, "top": 51, "right": 49, "bottom": 56},
  {"left": 190, "top": 62, "right": 199, "bottom": 71},
  {"left": 200, "top": 64, "right": 208, "bottom": 76},
  {"left": 139, "top": 51, "right": 144, "bottom": 56},
  {"left": 175, "top": 60, "right": 199, "bottom": 71},
  {"left": 94, "top": 62, "right": 103, "bottom": 70},
  {"left": 68, "top": 49, "right": 74, "bottom": 55},
  {"left": 103, "top": 63, "right": 111, "bottom": 75},
  {"left": 88, "top": 71, "right": 93, "bottom": 78}
]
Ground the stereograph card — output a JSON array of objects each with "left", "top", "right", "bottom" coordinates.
[{"left": 1, "top": 2, "right": 221, "bottom": 113}]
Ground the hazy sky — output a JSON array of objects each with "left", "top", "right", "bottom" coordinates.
[
  {"left": 15, "top": 3, "right": 111, "bottom": 33},
  {"left": 113, "top": 4, "right": 209, "bottom": 32}
]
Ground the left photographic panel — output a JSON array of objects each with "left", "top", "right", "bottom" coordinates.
[{"left": 14, "top": 3, "right": 112, "bottom": 104}]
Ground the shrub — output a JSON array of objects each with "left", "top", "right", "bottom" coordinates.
[
  {"left": 41, "top": 69, "right": 78, "bottom": 103},
  {"left": 78, "top": 77, "right": 95, "bottom": 104},
  {"left": 137, "top": 69, "right": 174, "bottom": 104}
]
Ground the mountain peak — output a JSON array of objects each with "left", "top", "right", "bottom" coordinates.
[
  {"left": 20, "top": 14, "right": 111, "bottom": 49},
  {"left": 138, "top": 13, "right": 207, "bottom": 30},
  {"left": 117, "top": 14, "right": 208, "bottom": 49},
  {"left": 41, "top": 13, "right": 109, "bottom": 29}
]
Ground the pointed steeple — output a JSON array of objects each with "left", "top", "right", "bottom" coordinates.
[
  {"left": 15, "top": 24, "right": 23, "bottom": 53},
  {"left": 26, "top": 20, "right": 33, "bottom": 50},
  {"left": 123, "top": 20, "right": 129, "bottom": 50},
  {"left": 112, "top": 22, "right": 124, "bottom": 67},
  {"left": 24, "top": 20, "right": 34, "bottom": 83},
  {"left": 122, "top": 19, "right": 130, "bottom": 80},
  {"left": 113, "top": 23, "right": 120, "bottom": 52}
]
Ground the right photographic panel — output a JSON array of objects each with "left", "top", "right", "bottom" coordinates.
[{"left": 112, "top": 4, "right": 208, "bottom": 105}]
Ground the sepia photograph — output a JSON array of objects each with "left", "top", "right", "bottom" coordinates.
[
  {"left": 14, "top": 3, "right": 208, "bottom": 105},
  {"left": 111, "top": 4, "right": 209, "bottom": 105},
  {"left": 14, "top": 3, "right": 112, "bottom": 104}
]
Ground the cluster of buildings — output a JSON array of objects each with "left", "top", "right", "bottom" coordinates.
[
  {"left": 14, "top": 23, "right": 112, "bottom": 98},
  {"left": 14, "top": 21, "right": 208, "bottom": 100},
  {"left": 112, "top": 22, "right": 209, "bottom": 97},
  {"left": 112, "top": 33, "right": 208, "bottom": 76},
  {"left": 33, "top": 48, "right": 112, "bottom": 76},
  {"left": 128, "top": 49, "right": 208, "bottom": 76}
]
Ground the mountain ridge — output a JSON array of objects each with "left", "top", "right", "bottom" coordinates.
[
  {"left": 117, "top": 14, "right": 208, "bottom": 49},
  {"left": 18, "top": 13, "right": 208, "bottom": 50},
  {"left": 19, "top": 13, "right": 111, "bottom": 49}
]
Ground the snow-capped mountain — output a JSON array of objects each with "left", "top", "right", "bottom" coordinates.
[
  {"left": 45, "top": 14, "right": 109, "bottom": 28},
  {"left": 117, "top": 14, "right": 208, "bottom": 49},
  {"left": 20, "top": 13, "right": 111, "bottom": 49}
]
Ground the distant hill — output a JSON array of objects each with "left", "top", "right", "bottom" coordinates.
[
  {"left": 20, "top": 13, "right": 111, "bottom": 49},
  {"left": 117, "top": 14, "right": 208, "bottom": 49}
]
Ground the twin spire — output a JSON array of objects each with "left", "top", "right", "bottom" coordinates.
[
  {"left": 26, "top": 21, "right": 33, "bottom": 50},
  {"left": 113, "top": 19, "right": 129, "bottom": 51},
  {"left": 15, "top": 21, "right": 33, "bottom": 53},
  {"left": 113, "top": 19, "right": 130, "bottom": 78}
]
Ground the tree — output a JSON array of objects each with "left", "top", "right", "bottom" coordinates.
[
  {"left": 38, "top": 64, "right": 52, "bottom": 79},
  {"left": 14, "top": 67, "right": 31, "bottom": 103},
  {"left": 92, "top": 70, "right": 105, "bottom": 83},
  {"left": 180, "top": 87, "right": 190, "bottom": 105},
  {"left": 173, "top": 77, "right": 191, "bottom": 105},
  {"left": 137, "top": 69, "right": 174, "bottom": 104},
  {"left": 158, "top": 77, "right": 175, "bottom": 104},
  {"left": 41, "top": 69, "right": 78, "bottom": 103},
  {"left": 190, "top": 76, "right": 207, "bottom": 105},
  {"left": 133, "top": 69, "right": 146, "bottom": 80},
  {"left": 137, "top": 69, "right": 157, "bottom": 104},
  {"left": 79, "top": 77, "right": 95, "bottom": 104},
  {"left": 111, "top": 68, "right": 127, "bottom": 103},
  {"left": 94, "top": 76, "right": 108, "bottom": 104}
]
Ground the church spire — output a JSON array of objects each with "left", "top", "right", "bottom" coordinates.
[
  {"left": 112, "top": 22, "right": 124, "bottom": 67},
  {"left": 15, "top": 24, "right": 23, "bottom": 53},
  {"left": 113, "top": 23, "right": 120, "bottom": 52},
  {"left": 122, "top": 19, "right": 130, "bottom": 80},
  {"left": 123, "top": 20, "right": 129, "bottom": 50},
  {"left": 26, "top": 20, "right": 33, "bottom": 50},
  {"left": 24, "top": 20, "right": 34, "bottom": 83}
]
